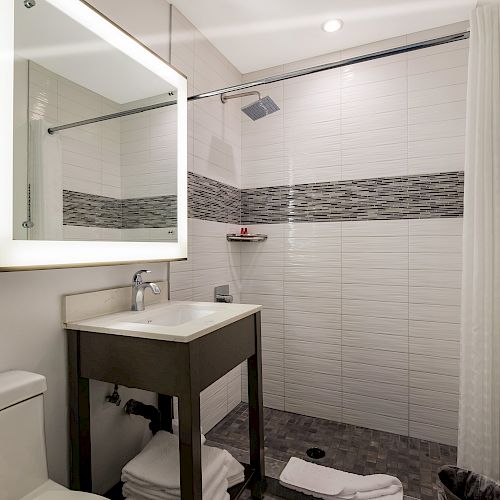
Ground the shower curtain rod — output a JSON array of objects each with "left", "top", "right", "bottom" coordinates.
[{"left": 47, "top": 30, "right": 470, "bottom": 135}]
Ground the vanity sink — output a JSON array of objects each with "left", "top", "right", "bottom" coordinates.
[
  {"left": 65, "top": 300, "right": 262, "bottom": 343},
  {"left": 132, "top": 303, "right": 217, "bottom": 327},
  {"left": 65, "top": 296, "right": 265, "bottom": 500}
]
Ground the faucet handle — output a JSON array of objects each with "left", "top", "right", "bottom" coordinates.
[{"left": 133, "top": 269, "right": 151, "bottom": 285}]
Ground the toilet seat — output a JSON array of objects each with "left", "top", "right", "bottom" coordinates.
[{"left": 20, "top": 480, "right": 106, "bottom": 500}]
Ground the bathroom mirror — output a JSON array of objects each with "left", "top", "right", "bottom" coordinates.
[{"left": 1, "top": 0, "right": 187, "bottom": 270}]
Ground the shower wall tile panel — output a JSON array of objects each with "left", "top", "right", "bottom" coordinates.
[
  {"left": 238, "top": 23, "right": 468, "bottom": 446},
  {"left": 240, "top": 217, "right": 462, "bottom": 446},
  {"left": 241, "top": 172, "right": 464, "bottom": 224},
  {"left": 241, "top": 24, "right": 468, "bottom": 188}
]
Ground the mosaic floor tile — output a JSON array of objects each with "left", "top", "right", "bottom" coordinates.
[{"left": 207, "top": 403, "right": 457, "bottom": 500}]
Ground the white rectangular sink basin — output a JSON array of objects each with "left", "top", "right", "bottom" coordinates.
[
  {"left": 65, "top": 301, "right": 262, "bottom": 343},
  {"left": 132, "top": 304, "right": 217, "bottom": 327}
]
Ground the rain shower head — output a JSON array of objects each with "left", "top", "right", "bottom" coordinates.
[
  {"left": 221, "top": 91, "right": 280, "bottom": 121},
  {"left": 242, "top": 96, "right": 280, "bottom": 121}
]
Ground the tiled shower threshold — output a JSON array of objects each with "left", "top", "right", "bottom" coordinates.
[{"left": 206, "top": 403, "right": 457, "bottom": 500}]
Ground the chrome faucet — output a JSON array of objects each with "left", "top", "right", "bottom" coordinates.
[{"left": 131, "top": 270, "right": 161, "bottom": 311}]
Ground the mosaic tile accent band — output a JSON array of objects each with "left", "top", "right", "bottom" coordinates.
[
  {"left": 241, "top": 172, "right": 464, "bottom": 224},
  {"left": 64, "top": 171, "right": 464, "bottom": 227},
  {"left": 121, "top": 196, "right": 177, "bottom": 229},
  {"left": 188, "top": 172, "right": 241, "bottom": 224},
  {"left": 63, "top": 190, "right": 177, "bottom": 229}
]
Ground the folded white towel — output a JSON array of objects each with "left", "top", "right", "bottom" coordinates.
[
  {"left": 225, "top": 450, "right": 245, "bottom": 488},
  {"left": 141, "top": 422, "right": 206, "bottom": 450},
  {"left": 123, "top": 464, "right": 228, "bottom": 500},
  {"left": 123, "top": 448, "right": 243, "bottom": 493},
  {"left": 279, "top": 458, "right": 403, "bottom": 500},
  {"left": 122, "top": 431, "right": 227, "bottom": 491},
  {"left": 336, "top": 471, "right": 402, "bottom": 499},
  {"left": 122, "top": 446, "right": 245, "bottom": 492},
  {"left": 279, "top": 457, "right": 344, "bottom": 498}
]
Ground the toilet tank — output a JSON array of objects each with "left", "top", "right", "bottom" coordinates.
[{"left": 0, "top": 371, "right": 49, "bottom": 500}]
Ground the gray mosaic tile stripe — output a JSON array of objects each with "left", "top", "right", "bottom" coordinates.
[
  {"left": 63, "top": 190, "right": 177, "bottom": 229},
  {"left": 241, "top": 172, "right": 464, "bottom": 224},
  {"left": 63, "top": 190, "right": 122, "bottom": 229},
  {"left": 188, "top": 172, "right": 241, "bottom": 224},
  {"left": 64, "top": 171, "right": 464, "bottom": 228},
  {"left": 122, "top": 195, "right": 177, "bottom": 228}
]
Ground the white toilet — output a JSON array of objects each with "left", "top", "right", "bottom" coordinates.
[{"left": 0, "top": 370, "right": 105, "bottom": 500}]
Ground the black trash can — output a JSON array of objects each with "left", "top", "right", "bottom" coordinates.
[{"left": 438, "top": 466, "right": 500, "bottom": 500}]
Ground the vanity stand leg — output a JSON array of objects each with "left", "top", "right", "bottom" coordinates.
[
  {"left": 68, "top": 331, "right": 92, "bottom": 492},
  {"left": 248, "top": 312, "right": 265, "bottom": 499},
  {"left": 158, "top": 394, "right": 173, "bottom": 432},
  {"left": 178, "top": 392, "right": 203, "bottom": 499}
]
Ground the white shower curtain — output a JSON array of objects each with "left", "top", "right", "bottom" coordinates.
[
  {"left": 29, "top": 119, "right": 63, "bottom": 240},
  {"left": 458, "top": 0, "right": 500, "bottom": 481}
]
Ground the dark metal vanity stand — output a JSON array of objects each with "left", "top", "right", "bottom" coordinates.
[{"left": 68, "top": 312, "right": 265, "bottom": 499}]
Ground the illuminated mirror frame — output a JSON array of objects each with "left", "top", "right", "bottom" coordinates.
[{"left": 0, "top": 0, "right": 187, "bottom": 270}]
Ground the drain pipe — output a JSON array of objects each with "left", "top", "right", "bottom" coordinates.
[{"left": 124, "top": 399, "right": 161, "bottom": 434}]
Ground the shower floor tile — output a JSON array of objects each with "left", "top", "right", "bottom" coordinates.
[{"left": 206, "top": 403, "right": 457, "bottom": 500}]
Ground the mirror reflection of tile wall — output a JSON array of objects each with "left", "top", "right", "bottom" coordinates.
[{"left": 27, "top": 62, "right": 177, "bottom": 242}]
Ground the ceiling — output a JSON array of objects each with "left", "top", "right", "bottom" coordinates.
[{"left": 171, "top": 0, "right": 475, "bottom": 74}]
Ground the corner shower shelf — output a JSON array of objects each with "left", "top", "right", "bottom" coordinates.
[{"left": 226, "top": 234, "right": 268, "bottom": 242}]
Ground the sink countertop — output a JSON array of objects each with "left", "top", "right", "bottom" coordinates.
[{"left": 65, "top": 301, "right": 262, "bottom": 343}]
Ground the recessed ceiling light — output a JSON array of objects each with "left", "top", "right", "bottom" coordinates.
[{"left": 322, "top": 19, "right": 343, "bottom": 33}]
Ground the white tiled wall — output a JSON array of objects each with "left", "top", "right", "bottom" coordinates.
[
  {"left": 29, "top": 62, "right": 179, "bottom": 242},
  {"left": 238, "top": 23, "right": 467, "bottom": 446},
  {"left": 240, "top": 218, "right": 462, "bottom": 445},
  {"left": 120, "top": 97, "right": 177, "bottom": 199},
  {"left": 241, "top": 22, "right": 468, "bottom": 188},
  {"left": 30, "top": 62, "right": 178, "bottom": 200},
  {"left": 28, "top": 62, "right": 124, "bottom": 241},
  {"left": 29, "top": 62, "right": 122, "bottom": 201}
]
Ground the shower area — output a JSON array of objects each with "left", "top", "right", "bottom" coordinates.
[{"left": 171, "top": 16, "right": 469, "bottom": 500}]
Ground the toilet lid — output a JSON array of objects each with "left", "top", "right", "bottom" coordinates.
[{"left": 33, "top": 492, "right": 106, "bottom": 500}]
